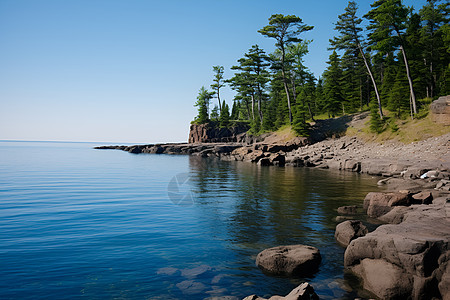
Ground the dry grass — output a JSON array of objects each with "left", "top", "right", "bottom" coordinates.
[{"left": 345, "top": 111, "right": 450, "bottom": 144}]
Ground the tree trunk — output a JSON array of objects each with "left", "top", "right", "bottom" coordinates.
[
  {"left": 217, "top": 89, "right": 222, "bottom": 115},
  {"left": 250, "top": 94, "right": 255, "bottom": 120},
  {"left": 360, "top": 76, "right": 363, "bottom": 111},
  {"left": 307, "top": 102, "right": 314, "bottom": 121},
  {"left": 400, "top": 45, "right": 417, "bottom": 115},
  {"left": 358, "top": 43, "right": 383, "bottom": 119},
  {"left": 280, "top": 45, "right": 293, "bottom": 124},
  {"left": 257, "top": 83, "right": 264, "bottom": 124}
]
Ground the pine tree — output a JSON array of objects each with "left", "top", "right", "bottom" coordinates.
[
  {"left": 365, "top": 0, "right": 418, "bottom": 115},
  {"left": 210, "top": 105, "right": 219, "bottom": 121},
  {"left": 259, "top": 14, "right": 313, "bottom": 124},
  {"left": 331, "top": 1, "right": 384, "bottom": 118},
  {"left": 323, "top": 51, "right": 344, "bottom": 117},
  {"left": 211, "top": 66, "right": 225, "bottom": 114},
  {"left": 219, "top": 103, "right": 230, "bottom": 128},
  {"left": 194, "top": 86, "right": 213, "bottom": 124}
]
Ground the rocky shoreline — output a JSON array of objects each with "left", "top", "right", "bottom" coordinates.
[{"left": 96, "top": 131, "right": 450, "bottom": 299}]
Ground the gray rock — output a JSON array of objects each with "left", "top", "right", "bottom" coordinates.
[
  {"left": 335, "top": 220, "right": 368, "bottom": 247},
  {"left": 256, "top": 245, "right": 321, "bottom": 277}
]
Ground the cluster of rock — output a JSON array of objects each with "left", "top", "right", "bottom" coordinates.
[
  {"left": 242, "top": 245, "right": 321, "bottom": 300},
  {"left": 334, "top": 188, "right": 450, "bottom": 299},
  {"left": 96, "top": 133, "right": 450, "bottom": 183}
]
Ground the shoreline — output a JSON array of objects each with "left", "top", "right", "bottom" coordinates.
[{"left": 96, "top": 133, "right": 450, "bottom": 299}]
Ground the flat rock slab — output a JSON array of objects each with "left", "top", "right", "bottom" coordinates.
[
  {"left": 344, "top": 200, "right": 450, "bottom": 299},
  {"left": 256, "top": 245, "right": 321, "bottom": 277}
]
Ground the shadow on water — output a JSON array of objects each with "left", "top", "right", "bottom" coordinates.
[{"left": 185, "top": 156, "right": 381, "bottom": 299}]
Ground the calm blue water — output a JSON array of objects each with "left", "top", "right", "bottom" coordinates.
[{"left": 0, "top": 141, "right": 381, "bottom": 299}]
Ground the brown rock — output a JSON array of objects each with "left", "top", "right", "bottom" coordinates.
[
  {"left": 411, "top": 191, "right": 433, "bottom": 204},
  {"left": 345, "top": 201, "right": 450, "bottom": 299},
  {"left": 335, "top": 220, "right": 368, "bottom": 247},
  {"left": 351, "top": 258, "right": 413, "bottom": 299},
  {"left": 363, "top": 192, "right": 412, "bottom": 218},
  {"left": 256, "top": 245, "right": 321, "bottom": 277},
  {"left": 188, "top": 122, "right": 250, "bottom": 143}
]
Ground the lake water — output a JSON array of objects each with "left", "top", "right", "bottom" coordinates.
[{"left": 0, "top": 141, "right": 382, "bottom": 299}]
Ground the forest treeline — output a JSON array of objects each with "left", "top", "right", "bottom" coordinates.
[{"left": 193, "top": 0, "right": 449, "bottom": 135}]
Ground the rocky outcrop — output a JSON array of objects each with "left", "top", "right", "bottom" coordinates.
[
  {"left": 243, "top": 282, "right": 319, "bottom": 300},
  {"left": 344, "top": 197, "right": 450, "bottom": 300},
  {"left": 188, "top": 122, "right": 250, "bottom": 143},
  {"left": 363, "top": 190, "right": 434, "bottom": 218},
  {"left": 431, "top": 95, "right": 450, "bottom": 125},
  {"left": 334, "top": 220, "right": 368, "bottom": 247},
  {"left": 255, "top": 245, "right": 321, "bottom": 277}
]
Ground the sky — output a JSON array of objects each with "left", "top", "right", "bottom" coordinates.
[{"left": 0, "top": 0, "right": 427, "bottom": 143}]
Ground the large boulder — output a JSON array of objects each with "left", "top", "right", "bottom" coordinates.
[
  {"left": 344, "top": 199, "right": 450, "bottom": 299},
  {"left": 351, "top": 258, "right": 413, "bottom": 299},
  {"left": 256, "top": 245, "right": 321, "bottom": 277},
  {"left": 335, "top": 220, "right": 368, "bottom": 247},
  {"left": 431, "top": 95, "right": 450, "bottom": 125}
]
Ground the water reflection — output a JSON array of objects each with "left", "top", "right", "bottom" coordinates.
[{"left": 187, "top": 156, "right": 381, "bottom": 299}]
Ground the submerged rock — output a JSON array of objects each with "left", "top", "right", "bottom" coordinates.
[
  {"left": 243, "top": 282, "right": 319, "bottom": 300},
  {"left": 337, "top": 205, "right": 359, "bottom": 215},
  {"left": 256, "top": 245, "right": 321, "bottom": 277}
]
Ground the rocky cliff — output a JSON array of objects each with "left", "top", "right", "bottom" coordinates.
[{"left": 188, "top": 121, "right": 250, "bottom": 143}]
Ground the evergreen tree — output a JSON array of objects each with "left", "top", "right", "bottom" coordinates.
[
  {"left": 331, "top": 1, "right": 384, "bottom": 118},
  {"left": 323, "top": 51, "right": 344, "bottom": 117},
  {"left": 292, "top": 101, "right": 310, "bottom": 136},
  {"left": 419, "top": 0, "right": 449, "bottom": 97},
  {"left": 369, "top": 101, "right": 384, "bottom": 133},
  {"left": 210, "top": 105, "right": 219, "bottom": 121},
  {"left": 211, "top": 66, "right": 225, "bottom": 114},
  {"left": 259, "top": 14, "right": 313, "bottom": 124},
  {"left": 388, "top": 69, "right": 410, "bottom": 117},
  {"left": 194, "top": 86, "right": 213, "bottom": 124},
  {"left": 231, "top": 101, "right": 239, "bottom": 120},
  {"left": 365, "top": 0, "right": 418, "bottom": 115},
  {"left": 219, "top": 103, "right": 230, "bottom": 128}
]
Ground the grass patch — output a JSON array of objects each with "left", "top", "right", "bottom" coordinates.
[{"left": 346, "top": 108, "right": 450, "bottom": 144}]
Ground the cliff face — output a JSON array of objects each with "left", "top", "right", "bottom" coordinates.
[{"left": 188, "top": 122, "right": 250, "bottom": 143}]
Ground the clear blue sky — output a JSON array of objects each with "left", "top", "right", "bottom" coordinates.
[{"left": 0, "top": 0, "right": 426, "bottom": 143}]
